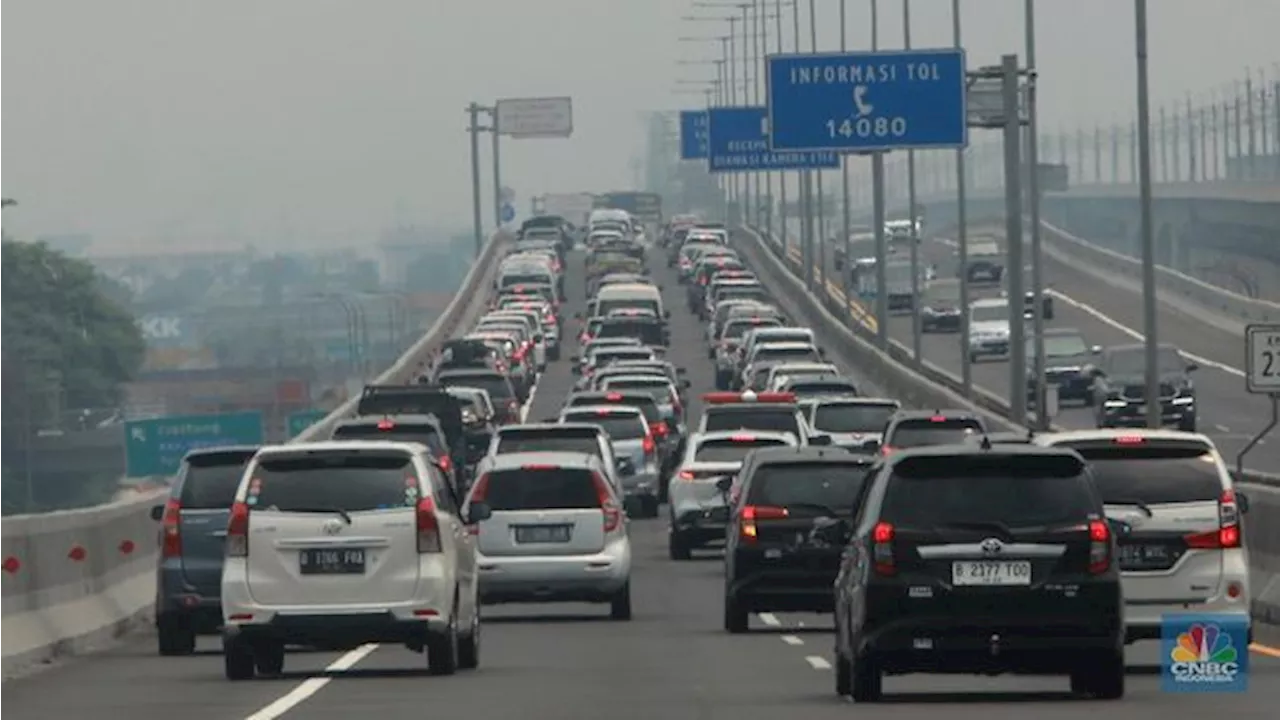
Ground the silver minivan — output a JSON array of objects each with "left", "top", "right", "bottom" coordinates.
[{"left": 465, "top": 452, "right": 632, "bottom": 619}]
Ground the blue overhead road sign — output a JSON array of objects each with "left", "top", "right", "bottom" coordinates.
[
  {"left": 679, "top": 110, "right": 709, "bottom": 160},
  {"left": 501, "top": 203, "right": 516, "bottom": 223},
  {"left": 124, "top": 411, "right": 265, "bottom": 477},
  {"left": 707, "top": 106, "right": 839, "bottom": 173},
  {"left": 765, "top": 49, "right": 968, "bottom": 152},
  {"left": 286, "top": 409, "right": 329, "bottom": 439}
]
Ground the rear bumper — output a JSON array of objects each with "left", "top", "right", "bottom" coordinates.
[
  {"left": 477, "top": 550, "right": 630, "bottom": 604},
  {"left": 672, "top": 506, "right": 730, "bottom": 546},
  {"left": 621, "top": 471, "right": 659, "bottom": 499},
  {"left": 1123, "top": 602, "right": 1250, "bottom": 642},
  {"left": 728, "top": 567, "right": 837, "bottom": 613},
  {"left": 225, "top": 612, "right": 447, "bottom": 649}
]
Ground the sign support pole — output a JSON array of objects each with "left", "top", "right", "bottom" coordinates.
[
  {"left": 467, "top": 103, "right": 484, "bottom": 257},
  {"left": 838, "top": 0, "right": 852, "bottom": 314},
  {"left": 491, "top": 111, "right": 502, "bottom": 228},
  {"left": 869, "top": 0, "right": 889, "bottom": 349},
  {"left": 1134, "top": 0, "right": 1162, "bottom": 429},
  {"left": 1001, "top": 54, "right": 1029, "bottom": 425},
  {"left": 1237, "top": 395, "right": 1277, "bottom": 481},
  {"left": 774, "top": 0, "right": 788, "bottom": 256},
  {"left": 953, "top": 0, "right": 972, "bottom": 398},
  {"left": 1025, "top": 0, "right": 1049, "bottom": 430},
  {"left": 903, "top": 0, "right": 923, "bottom": 366}
]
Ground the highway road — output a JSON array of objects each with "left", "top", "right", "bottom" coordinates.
[{"left": 8, "top": 235, "right": 1280, "bottom": 718}]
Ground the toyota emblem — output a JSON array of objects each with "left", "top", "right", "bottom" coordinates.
[
  {"left": 979, "top": 538, "right": 1004, "bottom": 555},
  {"left": 322, "top": 518, "right": 345, "bottom": 535}
]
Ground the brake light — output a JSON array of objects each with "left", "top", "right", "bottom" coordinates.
[
  {"left": 701, "top": 391, "right": 796, "bottom": 404},
  {"left": 417, "top": 497, "right": 443, "bottom": 553},
  {"left": 1185, "top": 489, "right": 1242, "bottom": 549},
  {"left": 226, "top": 501, "right": 250, "bottom": 558},
  {"left": 592, "top": 472, "right": 622, "bottom": 532},
  {"left": 1088, "top": 519, "right": 1111, "bottom": 574},
  {"left": 872, "top": 521, "right": 895, "bottom": 575},
  {"left": 1113, "top": 435, "right": 1146, "bottom": 444},
  {"left": 606, "top": 392, "right": 623, "bottom": 401},
  {"left": 436, "top": 455, "right": 452, "bottom": 473},
  {"left": 469, "top": 473, "right": 490, "bottom": 502},
  {"left": 652, "top": 421, "right": 669, "bottom": 437},
  {"left": 740, "top": 505, "right": 788, "bottom": 542},
  {"left": 160, "top": 499, "right": 183, "bottom": 558},
  {"left": 929, "top": 415, "right": 948, "bottom": 423},
  {"left": 642, "top": 433, "right": 656, "bottom": 456},
  {"left": 880, "top": 445, "right": 895, "bottom": 456},
  {"left": 377, "top": 418, "right": 395, "bottom": 430},
  {"left": 678, "top": 469, "right": 695, "bottom": 481}
]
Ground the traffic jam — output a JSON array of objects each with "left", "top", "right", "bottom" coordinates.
[{"left": 148, "top": 201, "right": 1255, "bottom": 701}]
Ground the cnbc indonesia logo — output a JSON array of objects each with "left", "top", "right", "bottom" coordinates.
[{"left": 1168, "top": 623, "right": 1241, "bottom": 686}]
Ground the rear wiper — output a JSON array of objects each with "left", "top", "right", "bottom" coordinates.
[
  {"left": 285, "top": 507, "right": 353, "bottom": 524},
  {"left": 1104, "top": 498, "right": 1153, "bottom": 517}
]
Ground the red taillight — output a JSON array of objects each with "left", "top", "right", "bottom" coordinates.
[
  {"left": 226, "top": 501, "right": 250, "bottom": 558},
  {"left": 652, "top": 421, "right": 669, "bottom": 437},
  {"left": 377, "top": 418, "right": 395, "bottom": 430},
  {"left": 469, "top": 473, "right": 490, "bottom": 501},
  {"left": 677, "top": 469, "right": 695, "bottom": 481},
  {"left": 437, "top": 455, "right": 452, "bottom": 473},
  {"left": 592, "top": 473, "right": 621, "bottom": 533},
  {"left": 1185, "top": 489, "right": 1242, "bottom": 549},
  {"left": 700, "top": 276, "right": 708, "bottom": 286},
  {"left": 880, "top": 445, "right": 895, "bottom": 456},
  {"left": 642, "top": 433, "right": 656, "bottom": 456},
  {"left": 417, "top": 497, "right": 443, "bottom": 553},
  {"left": 1088, "top": 519, "right": 1111, "bottom": 574},
  {"left": 160, "top": 499, "right": 183, "bottom": 557},
  {"left": 606, "top": 392, "right": 623, "bottom": 400},
  {"left": 740, "top": 505, "right": 788, "bottom": 542},
  {"left": 1113, "top": 435, "right": 1146, "bottom": 444},
  {"left": 872, "top": 521, "right": 895, "bottom": 575},
  {"left": 929, "top": 415, "right": 948, "bottom": 423}
]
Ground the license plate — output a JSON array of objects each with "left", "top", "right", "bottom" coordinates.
[
  {"left": 299, "top": 548, "right": 365, "bottom": 575},
  {"left": 514, "top": 525, "right": 572, "bottom": 544},
  {"left": 1118, "top": 543, "right": 1173, "bottom": 570},
  {"left": 951, "top": 560, "right": 1032, "bottom": 586}
]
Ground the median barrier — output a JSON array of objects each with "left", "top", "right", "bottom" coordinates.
[{"left": 1, "top": 231, "right": 512, "bottom": 676}]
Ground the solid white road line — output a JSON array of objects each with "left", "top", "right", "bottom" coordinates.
[
  {"left": 805, "top": 655, "right": 832, "bottom": 670},
  {"left": 757, "top": 612, "right": 782, "bottom": 627},
  {"left": 245, "top": 643, "right": 380, "bottom": 720},
  {"left": 781, "top": 635, "right": 804, "bottom": 646}
]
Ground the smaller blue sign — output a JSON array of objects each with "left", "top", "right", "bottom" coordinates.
[
  {"left": 1160, "top": 613, "right": 1249, "bottom": 693},
  {"left": 286, "top": 409, "right": 329, "bottom": 439},
  {"left": 679, "top": 110, "right": 709, "bottom": 160},
  {"left": 766, "top": 48, "right": 968, "bottom": 152},
  {"left": 500, "top": 203, "right": 516, "bottom": 223},
  {"left": 707, "top": 106, "right": 839, "bottom": 174},
  {"left": 124, "top": 411, "right": 265, "bottom": 477}
]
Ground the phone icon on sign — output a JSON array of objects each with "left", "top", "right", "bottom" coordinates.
[{"left": 853, "top": 85, "right": 874, "bottom": 117}]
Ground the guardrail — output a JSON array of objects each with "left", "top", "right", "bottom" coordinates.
[
  {"left": 0, "top": 231, "right": 513, "bottom": 676},
  {"left": 734, "top": 223, "right": 1280, "bottom": 628}
]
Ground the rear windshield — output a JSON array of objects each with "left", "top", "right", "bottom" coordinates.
[
  {"left": 756, "top": 347, "right": 818, "bottom": 362},
  {"left": 888, "top": 418, "right": 985, "bottom": 448},
  {"left": 720, "top": 289, "right": 767, "bottom": 304},
  {"left": 1060, "top": 444, "right": 1223, "bottom": 505},
  {"left": 438, "top": 374, "right": 513, "bottom": 401},
  {"left": 881, "top": 455, "right": 1095, "bottom": 527},
  {"left": 598, "top": 299, "right": 659, "bottom": 317},
  {"left": 569, "top": 397, "right": 661, "bottom": 424},
  {"left": 597, "top": 321, "right": 664, "bottom": 345},
  {"left": 495, "top": 432, "right": 601, "bottom": 457},
  {"left": 251, "top": 454, "right": 417, "bottom": 512},
  {"left": 561, "top": 412, "right": 646, "bottom": 440},
  {"left": 592, "top": 349, "right": 654, "bottom": 365},
  {"left": 179, "top": 454, "right": 253, "bottom": 509},
  {"left": 481, "top": 467, "right": 601, "bottom": 511},
  {"left": 726, "top": 320, "right": 780, "bottom": 339},
  {"left": 603, "top": 380, "right": 671, "bottom": 402},
  {"left": 695, "top": 438, "right": 789, "bottom": 462},
  {"left": 791, "top": 383, "right": 857, "bottom": 397},
  {"left": 500, "top": 273, "right": 550, "bottom": 288},
  {"left": 331, "top": 424, "right": 447, "bottom": 456},
  {"left": 812, "top": 404, "right": 897, "bottom": 433},
  {"left": 704, "top": 408, "right": 800, "bottom": 436},
  {"left": 746, "top": 463, "right": 871, "bottom": 515}
]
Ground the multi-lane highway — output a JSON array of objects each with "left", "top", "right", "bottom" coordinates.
[{"left": 7, "top": 235, "right": 1280, "bottom": 718}]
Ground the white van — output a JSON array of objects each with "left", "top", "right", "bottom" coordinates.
[{"left": 591, "top": 283, "right": 666, "bottom": 321}]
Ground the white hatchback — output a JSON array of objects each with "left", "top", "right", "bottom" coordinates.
[{"left": 219, "top": 441, "right": 487, "bottom": 679}]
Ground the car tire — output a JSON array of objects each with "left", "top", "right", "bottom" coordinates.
[
  {"left": 723, "top": 594, "right": 748, "bottom": 634},
  {"left": 253, "top": 641, "right": 285, "bottom": 676},
  {"left": 850, "top": 650, "right": 883, "bottom": 702},
  {"left": 157, "top": 616, "right": 197, "bottom": 656},
  {"left": 548, "top": 347, "right": 561, "bottom": 361},
  {"left": 457, "top": 607, "right": 481, "bottom": 670},
  {"left": 426, "top": 613, "right": 459, "bottom": 676},
  {"left": 610, "top": 582, "right": 633, "bottom": 621},
  {"left": 1070, "top": 650, "right": 1125, "bottom": 699},
  {"left": 835, "top": 649, "right": 852, "bottom": 696},
  {"left": 668, "top": 531, "right": 692, "bottom": 561},
  {"left": 641, "top": 496, "right": 660, "bottom": 518},
  {"left": 223, "top": 637, "right": 256, "bottom": 681},
  {"left": 707, "top": 347, "right": 716, "bottom": 360},
  {"left": 1179, "top": 417, "right": 1197, "bottom": 432}
]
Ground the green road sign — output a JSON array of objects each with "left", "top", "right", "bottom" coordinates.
[
  {"left": 124, "top": 411, "right": 265, "bottom": 477},
  {"left": 287, "top": 409, "right": 329, "bottom": 439}
]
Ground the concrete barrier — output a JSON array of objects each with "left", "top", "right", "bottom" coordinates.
[
  {"left": 734, "top": 223, "right": 1280, "bottom": 627},
  {"left": 1, "top": 231, "right": 512, "bottom": 676}
]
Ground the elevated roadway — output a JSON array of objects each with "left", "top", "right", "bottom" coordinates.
[{"left": 7, "top": 222, "right": 1280, "bottom": 718}]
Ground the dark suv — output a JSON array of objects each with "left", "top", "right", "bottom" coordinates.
[
  {"left": 1086, "top": 342, "right": 1198, "bottom": 431},
  {"left": 722, "top": 447, "right": 875, "bottom": 633},
  {"left": 833, "top": 443, "right": 1124, "bottom": 701},
  {"left": 152, "top": 446, "right": 258, "bottom": 655}
]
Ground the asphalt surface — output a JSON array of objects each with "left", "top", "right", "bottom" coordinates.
[{"left": 7, "top": 242, "right": 1280, "bottom": 718}]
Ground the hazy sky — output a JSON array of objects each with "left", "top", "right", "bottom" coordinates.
[{"left": 4, "top": 0, "right": 1277, "bottom": 253}]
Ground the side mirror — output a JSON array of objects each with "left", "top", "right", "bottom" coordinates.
[
  {"left": 150, "top": 504, "right": 165, "bottom": 522},
  {"left": 818, "top": 347, "right": 828, "bottom": 357},
  {"left": 570, "top": 356, "right": 580, "bottom": 364},
  {"left": 1090, "top": 345, "right": 1103, "bottom": 354},
  {"left": 465, "top": 502, "right": 493, "bottom": 524},
  {"left": 682, "top": 379, "right": 692, "bottom": 389},
  {"left": 664, "top": 310, "right": 672, "bottom": 319},
  {"left": 617, "top": 457, "right": 637, "bottom": 477},
  {"left": 571, "top": 365, "right": 582, "bottom": 375},
  {"left": 860, "top": 438, "right": 881, "bottom": 453},
  {"left": 1237, "top": 491, "right": 1251, "bottom": 514},
  {"left": 715, "top": 476, "right": 734, "bottom": 493},
  {"left": 1186, "top": 362, "right": 1199, "bottom": 372},
  {"left": 809, "top": 434, "right": 833, "bottom": 446}
]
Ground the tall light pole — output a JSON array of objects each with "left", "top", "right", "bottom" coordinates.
[
  {"left": 839, "top": 0, "right": 852, "bottom": 310},
  {"left": 903, "top": 0, "right": 923, "bottom": 364},
  {"left": 1134, "top": 0, "right": 1161, "bottom": 428},
  {"left": 953, "top": 0, "right": 972, "bottom": 398},
  {"left": 1025, "top": 0, "right": 1048, "bottom": 428},
  {"left": 870, "top": 0, "right": 889, "bottom": 349}
]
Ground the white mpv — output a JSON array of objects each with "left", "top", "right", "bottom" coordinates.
[{"left": 219, "top": 441, "right": 488, "bottom": 680}]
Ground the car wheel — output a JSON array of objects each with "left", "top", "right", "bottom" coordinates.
[
  {"left": 1179, "top": 417, "right": 1197, "bottom": 432},
  {"left": 157, "top": 615, "right": 197, "bottom": 656},
  {"left": 223, "top": 637, "right": 256, "bottom": 681},
  {"left": 1070, "top": 650, "right": 1125, "bottom": 699},
  {"left": 457, "top": 606, "right": 480, "bottom": 670},
  {"left": 835, "top": 648, "right": 852, "bottom": 696},
  {"left": 723, "top": 594, "right": 748, "bottom": 634},
  {"left": 668, "top": 530, "right": 692, "bottom": 561},
  {"left": 850, "top": 649, "right": 883, "bottom": 702},
  {"left": 610, "top": 582, "right": 633, "bottom": 621},
  {"left": 253, "top": 641, "right": 285, "bottom": 676},
  {"left": 426, "top": 612, "right": 459, "bottom": 676}
]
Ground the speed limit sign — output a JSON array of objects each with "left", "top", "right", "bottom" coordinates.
[{"left": 1246, "top": 323, "right": 1280, "bottom": 394}]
